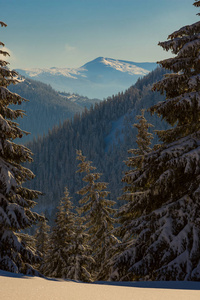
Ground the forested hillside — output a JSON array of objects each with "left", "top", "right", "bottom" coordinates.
[
  {"left": 59, "top": 92, "right": 101, "bottom": 110},
  {"left": 9, "top": 79, "right": 100, "bottom": 143},
  {"left": 26, "top": 67, "right": 168, "bottom": 220}
]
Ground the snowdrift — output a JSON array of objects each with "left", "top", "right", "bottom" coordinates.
[{"left": 1, "top": 270, "right": 200, "bottom": 300}]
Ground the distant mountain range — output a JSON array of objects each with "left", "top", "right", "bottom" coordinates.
[
  {"left": 9, "top": 78, "right": 101, "bottom": 143},
  {"left": 16, "top": 57, "right": 157, "bottom": 99}
]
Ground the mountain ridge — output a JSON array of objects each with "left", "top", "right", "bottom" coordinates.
[
  {"left": 25, "top": 67, "right": 168, "bottom": 221},
  {"left": 9, "top": 78, "right": 100, "bottom": 143},
  {"left": 16, "top": 57, "right": 157, "bottom": 99}
]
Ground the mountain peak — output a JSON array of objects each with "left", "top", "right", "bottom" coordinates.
[
  {"left": 17, "top": 57, "right": 157, "bottom": 99},
  {"left": 82, "top": 57, "right": 156, "bottom": 76}
]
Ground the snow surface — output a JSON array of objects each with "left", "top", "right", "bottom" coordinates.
[
  {"left": 102, "top": 58, "right": 149, "bottom": 75},
  {"left": 1, "top": 270, "right": 200, "bottom": 300},
  {"left": 20, "top": 67, "right": 86, "bottom": 79}
]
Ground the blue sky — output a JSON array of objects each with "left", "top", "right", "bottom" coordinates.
[{"left": 1, "top": 0, "right": 199, "bottom": 69}]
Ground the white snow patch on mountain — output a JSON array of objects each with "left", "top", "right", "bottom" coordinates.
[
  {"left": 16, "top": 57, "right": 157, "bottom": 98},
  {"left": 102, "top": 58, "right": 150, "bottom": 75},
  {"left": 21, "top": 67, "right": 86, "bottom": 79}
]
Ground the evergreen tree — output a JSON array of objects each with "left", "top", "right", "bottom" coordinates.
[
  {"left": 110, "top": 110, "right": 154, "bottom": 281},
  {"left": 34, "top": 214, "right": 50, "bottom": 272},
  {"left": 42, "top": 187, "right": 93, "bottom": 281},
  {"left": 76, "top": 150, "right": 117, "bottom": 280},
  {"left": 111, "top": 1, "right": 200, "bottom": 281},
  {"left": 66, "top": 215, "right": 94, "bottom": 282},
  {"left": 0, "top": 22, "right": 42, "bottom": 275},
  {"left": 42, "top": 188, "right": 76, "bottom": 278}
]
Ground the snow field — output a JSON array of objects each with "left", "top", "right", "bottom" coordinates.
[{"left": 1, "top": 271, "right": 200, "bottom": 300}]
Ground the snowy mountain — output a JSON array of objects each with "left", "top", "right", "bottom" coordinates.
[{"left": 16, "top": 57, "right": 157, "bottom": 99}]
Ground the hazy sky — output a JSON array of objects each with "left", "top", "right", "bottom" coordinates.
[{"left": 1, "top": 0, "right": 199, "bottom": 69}]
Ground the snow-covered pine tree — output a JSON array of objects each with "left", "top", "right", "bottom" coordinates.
[
  {"left": 0, "top": 22, "right": 42, "bottom": 275},
  {"left": 76, "top": 150, "right": 117, "bottom": 281},
  {"left": 111, "top": 1, "right": 200, "bottom": 281},
  {"left": 66, "top": 214, "right": 94, "bottom": 282},
  {"left": 35, "top": 213, "right": 50, "bottom": 256},
  {"left": 42, "top": 188, "right": 76, "bottom": 278},
  {"left": 110, "top": 110, "right": 154, "bottom": 281},
  {"left": 42, "top": 187, "right": 93, "bottom": 281}
]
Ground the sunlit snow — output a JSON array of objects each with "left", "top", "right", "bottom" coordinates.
[
  {"left": 0, "top": 271, "right": 200, "bottom": 300},
  {"left": 21, "top": 67, "right": 86, "bottom": 79},
  {"left": 102, "top": 58, "right": 150, "bottom": 75}
]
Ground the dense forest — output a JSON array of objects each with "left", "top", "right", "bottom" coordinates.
[
  {"left": 25, "top": 67, "right": 169, "bottom": 220},
  {"left": 9, "top": 79, "right": 100, "bottom": 143}
]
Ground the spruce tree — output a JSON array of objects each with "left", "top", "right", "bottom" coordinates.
[
  {"left": 110, "top": 110, "right": 154, "bottom": 281},
  {"left": 35, "top": 214, "right": 50, "bottom": 256},
  {"left": 42, "top": 188, "right": 76, "bottom": 278},
  {"left": 0, "top": 22, "right": 42, "bottom": 275},
  {"left": 42, "top": 187, "right": 93, "bottom": 281},
  {"left": 76, "top": 150, "right": 117, "bottom": 280},
  {"left": 112, "top": 1, "right": 200, "bottom": 281},
  {"left": 34, "top": 214, "right": 50, "bottom": 272},
  {"left": 66, "top": 215, "right": 94, "bottom": 282}
]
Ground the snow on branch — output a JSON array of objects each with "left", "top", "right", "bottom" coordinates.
[{"left": 168, "top": 21, "right": 200, "bottom": 39}]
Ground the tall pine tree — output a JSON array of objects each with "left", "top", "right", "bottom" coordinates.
[
  {"left": 0, "top": 22, "right": 42, "bottom": 275},
  {"left": 42, "top": 187, "right": 93, "bottom": 281},
  {"left": 76, "top": 150, "right": 117, "bottom": 280},
  {"left": 42, "top": 188, "right": 76, "bottom": 278},
  {"left": 34, "top": 213, "right": 50, "bottom": 256},
  {"left": 110, "top": 110, "right": 153, "bottom": 281},
  {"left": 66, "top": 214, "right": 94, "bottom": 282},
  {"left": 34, "top": 213, "right": 50, "bottom": 273},
  {"left": 111, "top": 1, "right": 200, "bottom": 281}
]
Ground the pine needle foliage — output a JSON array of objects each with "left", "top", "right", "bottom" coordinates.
[
  {"left": 112, "top": 2, "right": 200, "bottom": 281},
  {"left": 0, "top": 22, "right": 42, "bottom": 275},
  {"left": 42, "top": 188, "right": 76, "bottom": 278},
  {"left": 34, "top": 214, "right": 50, "bottom": 256},
  {"left": 119, "top": 109, "right": 154, "bottom": 229},
  {"left": 66, "top": 215, "right": 94, "bottom": 282},
  {"left": 125, "top": 109, "right": 154, "bottom": 171},
  {"left": 34, "top": 214, "right": 50, "bottom": 273},
  {"left": 42, "top": 187, "right": 93, "bottom": 281},
  {"left": 76, "top": 150, "right": 117, "bottom": 280},
  {"left": 111, "top": 110, "right": 154, "bottom": 281}
]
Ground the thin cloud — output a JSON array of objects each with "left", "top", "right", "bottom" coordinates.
[{"left": 65, "top": 44, "right": 77, "bottom": 52}]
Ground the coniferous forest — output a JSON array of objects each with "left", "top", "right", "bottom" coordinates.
[
  {"left": 26, "top": 66, "right": 168, "bottom": 216},
  {"left": 1, "top": 0, "right": 200, "bottom": 283},
  {"left": 9, "top": 79, "right": 101, "bottom": 143}
]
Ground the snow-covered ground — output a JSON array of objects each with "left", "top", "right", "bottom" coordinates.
[{"left": 1, "top": 270, "right": 200, "bottom": 300}]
